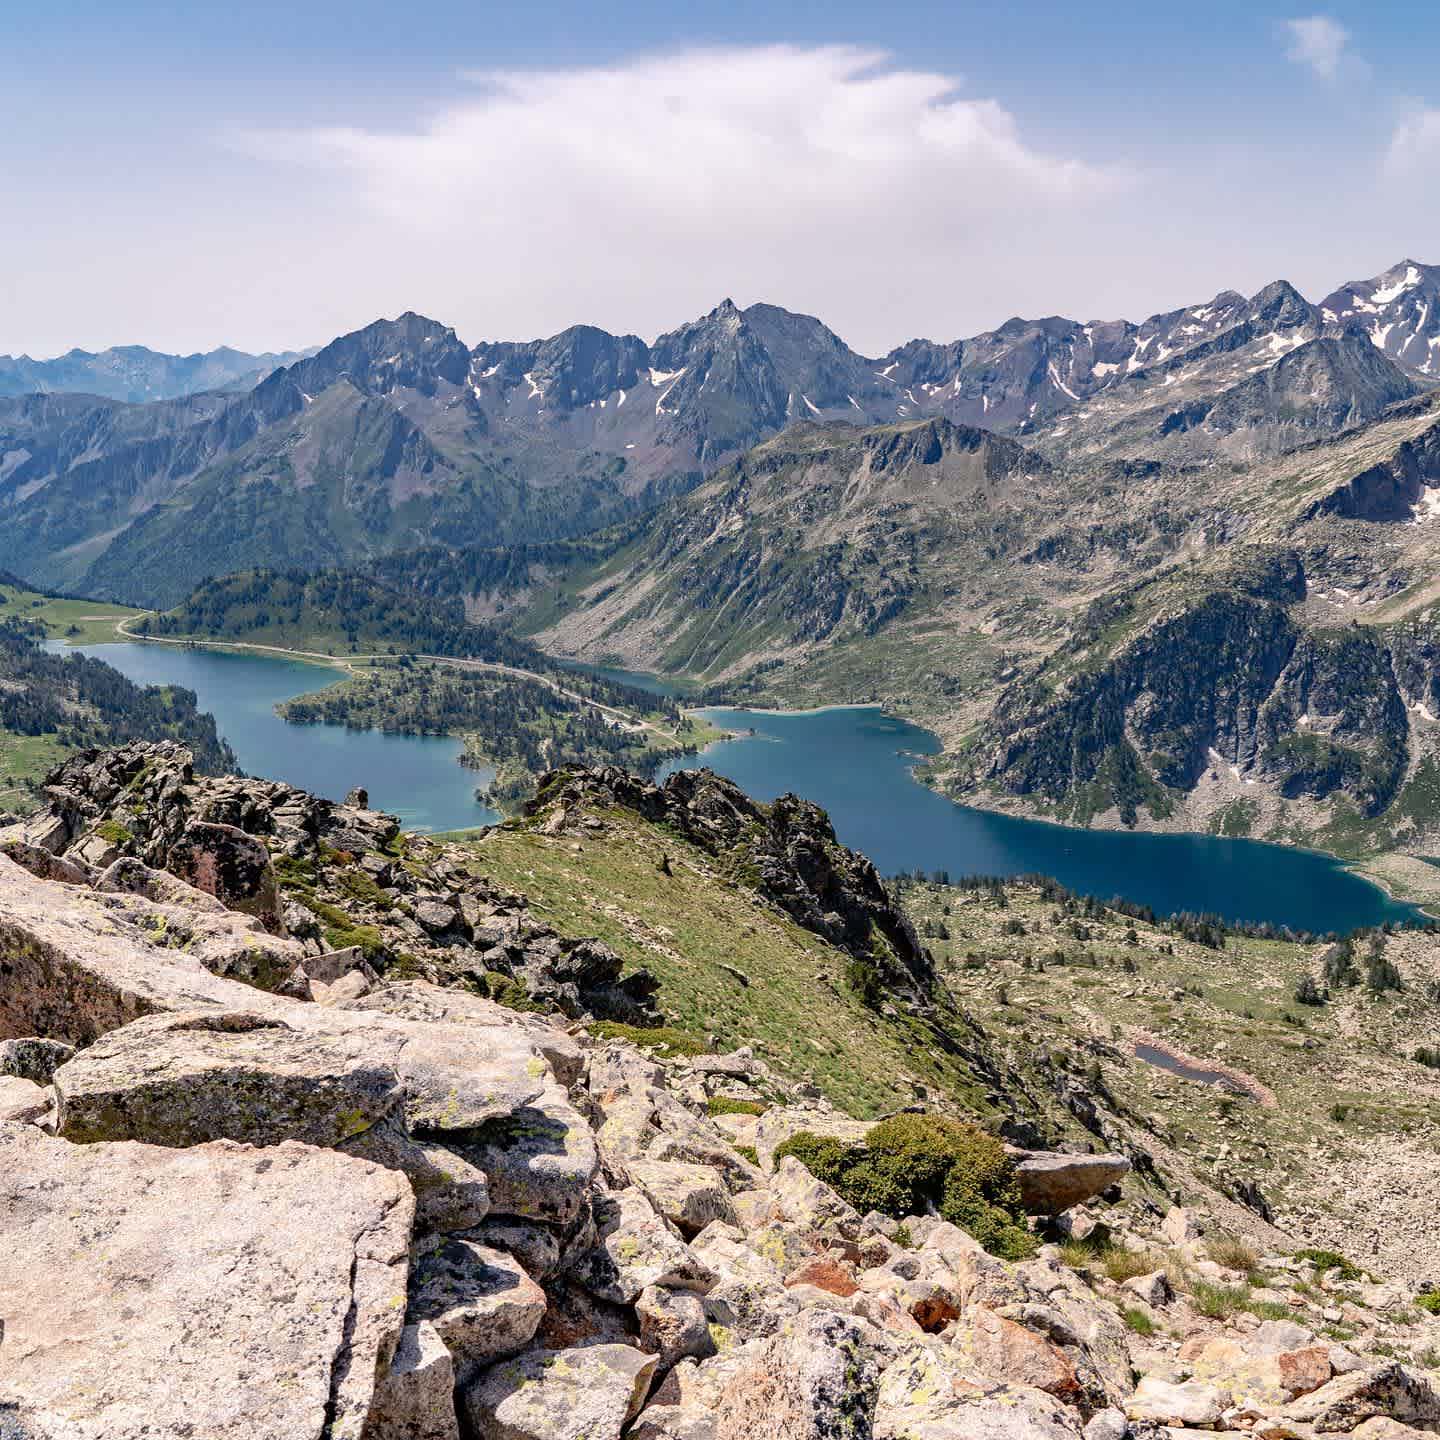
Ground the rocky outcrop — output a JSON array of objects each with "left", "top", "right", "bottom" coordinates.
[
  {"left": 1012, "top": 1151, "right": 1132, "bottom": 1216},
  {"left": 527, "top": 765, "right": 933, "bottom": 1000},
  {"left": 0, "top": 850, "right": 303, "bottom": 1041},
  {"left": 0, "top": 1124, "right": 413, "bottom": 1440},
  {"left": 6, "top": 742, "right": 1440, "bottom": 1440},
  {"left": 23, "top": 740, "right": 661, "bottom": 1023}
]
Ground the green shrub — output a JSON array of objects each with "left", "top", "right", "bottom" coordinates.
[
  {"left": 1189, "top": 1280, "right": 1250, "bottom": 1320},
  {"left": 844, "top": 954, "right": 883, "bottom": 1008},
  {"left": 1057, "top": 1236, "right": 1158, "bottom": 1283},
  {"left": 1417, "top": 1293, "right": 1440, "bottom": 1316},
  {"left": 587, "top": 1022, "right": 707, "bottom": 1057},
  {"left": 95, "top": 819, "right": 134, "bottom": 847},
  {"left": 892, "top": 1223, "right": 913, "bottom": 1250},
  {"left": 706, "top": 1096, "right": 767, "bottom": 1119},
  {"left": 733, "top": 1145, "right": 759, "bottom": 1166},
  {"left": 773, "top": 1114, "right": 1035, "bottom": 1260},
  {"left": 1122, "top": 1306, "right": 1156, "bottom": 1336},
  {"left": 1296, "top": 1248, "right": 1361, "bottom": 1281},
  {"left": 482, "top": 973, "right": 544, "bottom": 1014}
]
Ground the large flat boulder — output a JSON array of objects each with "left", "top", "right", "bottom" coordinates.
[
  {"left": 1280, "top": 1362, "right": 1440, "bottom": 1432},
  {"left": 874, "top": 1343, "right": 1085, "bottom": 1440},
  {"left": 464, "top": 1343, "right": 658, "bottom": 1440},
  {"left": 53, "top": 1009, "right": 403, "bottom": 1147},
  {"left": 753, "top": 1104, "right": 875, "bottom": 1172},
  {"left": 51, "top": 1003, "right": 560, "bottom": 1185},
  {"left": 342, "top": 980, "right": 584, "bottom": 1087},
  {"left": 1011, "top": 1151, "right": 1131, "bottom": 1215},
  {"left": 0, "top": 1123, "right": 413, "bottom": 1440},
  {"left": 0, "top": 1073, "right": 50, "bottom": 1122}
]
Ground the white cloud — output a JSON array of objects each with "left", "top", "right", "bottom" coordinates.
[
  {"left": 241, "top": 45, "right": 1125, "bottom": 353},
  {"left": 1387, "top": 103, "right": 1440, "bottom": 173},
  {"left": 1282, "top": 16, "right": 1351, "bottom": 81}
]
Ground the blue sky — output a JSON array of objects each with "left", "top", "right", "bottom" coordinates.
[{"left": 5, "top": 1, "right": 1440, "bottom": 356}]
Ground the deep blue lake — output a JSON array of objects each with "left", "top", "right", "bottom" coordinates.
[
  {"left": 658, "top": 705, "right": 1424, "bottom": 933},
  {"left": 59, "top": 644, "right": 1423, "bottom": 931}
]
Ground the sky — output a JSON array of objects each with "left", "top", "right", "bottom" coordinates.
[{"left": 5, "top": 1, "right": 1440, "bottom": 359}]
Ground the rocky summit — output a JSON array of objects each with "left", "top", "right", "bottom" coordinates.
[{"left": 2, "top": 741, "right": 1440, "bottom": 1438}]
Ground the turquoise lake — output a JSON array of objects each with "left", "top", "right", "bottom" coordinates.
[
  {"left": 60, "top": 642, "right": 503, "bottom": 834},
  {"left": 61, "top": 642, "right": 1425, "bottom": 932}
]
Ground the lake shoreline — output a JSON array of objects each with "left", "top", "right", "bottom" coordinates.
[
  {"left": 682, "top": 701, "right": 1423, "bottom": 923},
  {"left": 52, "top": 639, "right": 1427, "bottom": 933},
  {"left": 672, "top": 702, "right": 1426, "bottom": 931}
]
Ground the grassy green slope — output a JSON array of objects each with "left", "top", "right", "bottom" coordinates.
[
  {"left": 900, "top": 874, "right": 1440, "bottom": 1277},
  {"left": 464, "top": 802, "right": 1018, "bottom": 1121},
  {"left": 0, "top": 573, "right": 140, "bottom": 644}
]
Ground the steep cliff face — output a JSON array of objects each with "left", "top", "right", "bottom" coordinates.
[{"left": 971, "top": 549, "right": 1417, "bottom": 832}]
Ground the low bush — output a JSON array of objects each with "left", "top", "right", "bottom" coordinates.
[
  {"left": 1122, "top": 1306, "right": 1157, "bottom": 1336},
  {"left": 1417, "top": 1293, "right": 1440, "bottom": 1316},
  {"left": 1189, "top": 1280, "right": 1250, "bottom": 1320},
  {"left": 773, "top": 1114, "right": 1035, "bottom": 1260},
  {"left": 1057, "top": 1236, "right": 1158, "bottom": 1283},
  {"left": 1296, "top": 1248, "right": 1362, "bottom": 1281},
  {"left": 706, "top": 1096, "right": 767, "bottom": 1118}
]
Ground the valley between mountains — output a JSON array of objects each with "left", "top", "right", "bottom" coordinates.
[{"left": 10, "top": 258, "right": 1440, "bottom": 891}]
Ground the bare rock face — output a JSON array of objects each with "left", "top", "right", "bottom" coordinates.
[
  {"left": 407, "top": 1236, "right": 548, "bottom": 1381},
  {"left": 712, "top": 1309, "right": 882, "bottom": 1440},
  {"left": 629, "top": 1156, "right": 741, "bottom": 1236},
  {"left": 1011, "top": 1151, "right": 1131, "bottom": 1216},
  {"left": 340, "top": 1115, "right": 493, "bottom": 1235},
  {"left": 0, "top": 1073, "right": 50, "bottom": 1122},
  {"left": 0, "top": 852, "right": 303, "bottom": 1041},
  {"left": 571, "top": 1186, "right": 717, "bottom": 1304},
  {"left": 948, "top": 1304, "right": 1079, "bottom": 1398},
  {"left": 53, "top": 1009, "right": 403, "bottom": 1147},
  {"left": 451, "top": 1083, "right": 600, "bottom": 1225},
  {"left": 1125, "top": 1376, "right": 1230, "bottom": 1427},
  {"left": 0, "top": 1034, "right": 75, "bottom": 1083},
  {"left": 875, "top": 1343, "right": 1085, "bottom": 1439},
  {"left": 1280, "top": 1363, "right": 1440, "bottom": 1432},
  {"left": 364, "top": 1320, "right": 461, "bottom": 1440},
  {"left": 464, "top": 1343, "right": 659, "bottom": 1440},
  {"left": 0, "top": 1123, "right": 413, "bottom": 1440},
  {"left": 637, "top": 1283, "right": 716, "bottom": 1370},
  {"left": 342, "top": 979, "right": 585, "bottom": 1088},
  {"left": 166, "top": 818, "right": 286, "bottom": 933}
]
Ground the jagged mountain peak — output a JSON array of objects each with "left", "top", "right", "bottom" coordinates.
[
  {"left": 287, "top": 312, "right": 471, "bottom": 399},
  {"left": 1244, "top": 278, "right": 1315, "bottom": 329},
  {"left": 1320, "top": 260, "right": 1440, "bottom": 378}
]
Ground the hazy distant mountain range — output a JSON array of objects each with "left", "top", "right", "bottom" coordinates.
[
  {"left": 0, "top": 344, "right": 313, "bottom": 403},
  {"left": 2, "top": 257, "right": 1437, "bottom": 609}
]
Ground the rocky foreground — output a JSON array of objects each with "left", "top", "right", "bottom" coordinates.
[{"left": 3, "top": 748, "right": 1440, "bottom": 1438}]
